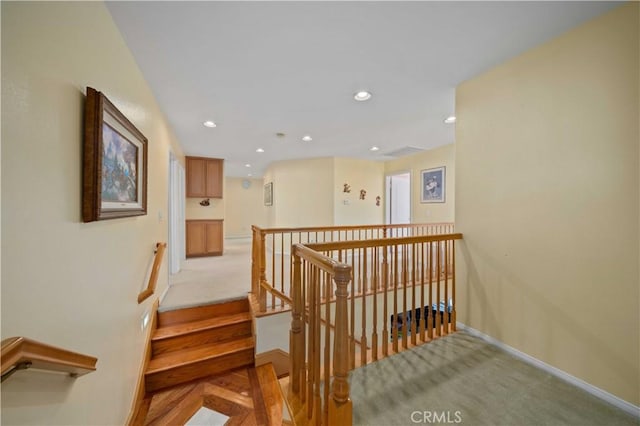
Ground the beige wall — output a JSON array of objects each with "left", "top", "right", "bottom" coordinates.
[
  {"left": 185, "top": 196, "right": 225, "bottom": 220},
  {"left": 333, "top": 158, "right": 384, "bottom": 225},
  {"left": 1, "top": 2, "right": 184, "bottom": 425},
  {"left": 263, "top": 158, "right": 335, "bottom": 227},
  {"left": 385, "top": 144, "right": 455, "bottom": 224},
  {"left": 224, "top": 177, "right": 267, "bottom": 237},
  {"left": 456, "top": 3, "right": 639, "bottom": 406}
]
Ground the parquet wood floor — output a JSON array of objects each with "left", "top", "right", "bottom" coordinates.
[{"left": 137, "top": 364, "right": 281, "bottom": 426}]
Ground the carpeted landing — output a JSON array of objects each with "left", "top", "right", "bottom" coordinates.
[{"left": 350, "top": 331, "right": 637, "bottom": 426}]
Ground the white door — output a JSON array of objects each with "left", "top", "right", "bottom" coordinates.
[
  {"left": 385, "top": 172, "right": 411, "bottom": 225},
  {"left": 168, "top": 153, "right": 185, "bottom": 275}
]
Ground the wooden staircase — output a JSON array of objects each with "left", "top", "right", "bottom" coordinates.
[
  {"left": 132, "top": 297, "right": 289, "bottom": 425},
  {"left": 145, "top": 298, "right": 255, "bottom": 393}
]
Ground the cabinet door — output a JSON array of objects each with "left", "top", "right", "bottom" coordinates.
[
  {"left": 186, "top": 221, "right": 206, "bottom": 257},
  {"left": 205, "top": 221, "right": 223, "bottom": 254},
  {"left": 205, "top": 159, "right": 223, "bottom": 198},
  {"left": 186, "top": 157, "right": 206, "bottom": 197}
]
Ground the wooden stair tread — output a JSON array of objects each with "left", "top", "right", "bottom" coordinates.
[
  {"left": 147, "top": 337, "right": 254, "bottom": 374},
  {"left": 152, "top": 312, "right": 252, "bottom": 341}
]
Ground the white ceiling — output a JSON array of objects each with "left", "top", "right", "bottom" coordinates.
[{"left": 107, "top": 1, "right": 620, "bottom": 178}]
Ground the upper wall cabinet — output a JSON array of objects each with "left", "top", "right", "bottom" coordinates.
[{"left": 186, "top": 156, "right": 223, "bottom": 198}]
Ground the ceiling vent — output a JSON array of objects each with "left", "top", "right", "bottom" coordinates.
[{"left": 383, "top": 146, "right": 424, "bottom": 158}]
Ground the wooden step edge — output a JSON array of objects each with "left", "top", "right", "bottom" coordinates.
[
  {"left": 152, "top": 312, "right": 252, "bottom": 341},
  {"left": 278, "top": 376, "right": 303, "bottom": 426},
  {"left": 256, "top": 363, "right": 285, "bottom": 426},
  {"left": 158, "top": 297, "right": 250, "bottom": 327},
  {"left": 146, "top": 338, "right": 255, "bottom": 375}
]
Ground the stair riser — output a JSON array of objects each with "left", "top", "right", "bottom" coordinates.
[
  {"left": 158, "top": 299, "right": 250, "bottom": 327},
  {"left": 152, "top": 322, "right": 252, "bottom": 356},
  {"left": 145, "top": 349, "right": 255, "bottom": 392}
]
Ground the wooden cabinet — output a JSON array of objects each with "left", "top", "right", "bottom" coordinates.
[
  {"left": 186, "top": 156, "right": 223, "bottom": 198},
  {"left": 186, "top": 220, "right": 223, "bottom": 257}
]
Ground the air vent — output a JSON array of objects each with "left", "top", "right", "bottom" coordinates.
[{"left": 383, "top": 146, "right": 424, "bottom": 158}]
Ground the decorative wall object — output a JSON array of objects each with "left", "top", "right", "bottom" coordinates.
[
  {"left": 264, "top": 182, "right": 273, "bottom": 206},
  {"left": 343, "top": 183, "right": 351, "bottom": 193},
  {"left": 376, "top": 196, "right": 381, "bottom": 206},
  {"left": 421, "top": 166, "right": 446, "bottom": 203},
  {"left": 199, "top": 199, "right": 210, "bottom": 206},
  {"left": 359, "top": 189, "right": 366, "bottom": 200},
  {"left": 82, "top": 87, "right": 148, "bottom": 222}
]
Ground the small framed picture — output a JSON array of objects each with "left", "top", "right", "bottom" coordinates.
[
  {"left": 82, "top": 87, "right": 148, "bottom": 221},
  {"left": 420, "top": 167, "right": 445, "bottom": 203},
  {"left": 264, "top": 182, "right": 273, "bottom": 206}
]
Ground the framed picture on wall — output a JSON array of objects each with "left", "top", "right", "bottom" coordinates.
[
  {"left": 420, "top": 166, "right": 445, "bottom": 203},
  {"left": 82, "top": 87, "right": 148, "bottom": 222},
  {"left": 264, "top": 182, "right": 273, "bottom": 206}
]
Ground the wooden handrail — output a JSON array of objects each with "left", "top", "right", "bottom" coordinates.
[
  {"left": 138, "top": 242, "right": 167, "bottom": 304},
  {"left": 1, "top": 337, "right": 97, "bottom": 382},
  {"left": 253, "top": 222, "right": 453, "bottom": 234},
  {"left": 306, "top": 232, "right": 463, "bottom": 251}
]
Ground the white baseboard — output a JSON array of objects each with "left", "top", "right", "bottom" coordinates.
[
  {"left": 456, "top": 322, "right": 640, "bottom": 419},
  {"left": 158, "top": 285, "right": 170, "bottom": 304}
]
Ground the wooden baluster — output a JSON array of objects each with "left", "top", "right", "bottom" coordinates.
[
  {"left": 301, "top": 260, "right": 307, "bottom": 404},
  {"left": 281, "top": 233, "right": 286, "bottom": 308},
  {"left": 290, "top": 254, "right": 303, "bottom": 394},
  {"left": 420, "top": 242, "right": 426, "bottom": 342},
  {"left": 372, "top": 246, "right": 379, "bottom": 362},
  {"left": 392, "top": 244, "right": 399, "bottom": 353},
  {"left": 443, "top": 240, "right": 449, "bottom": 335},
  {"left": 307, "top": 265, "right": 315, "bottom": 419},
  {"left": 271, "top": 234, "right": 276, "bottom": 310},
  {"left": 314, "top": 267, "right": 322, "bottom": 425},
  {"left": 435, "top": 240, "right": 441, "bottom": 337},
  {"left": 427, "top": 241, "right": 433, "bottom": 340},
  {"left": 350, "top": 253, "right": 356, "bottom": 370},
  {"left": 259, "top": 231, "right": 267, "bottom": 312},
  {"left": 361, "top": 247, "right": 368, "bottom": 366},
  {"left": 411, "top": 243, "right": 417, "bottom": 346},
  {"left": 382, "top": 246, "right": 389, "bottom": 357},
  {"left": 324, "top": 271, "right": 331, "bottom": 425},
  {"left": 451, "top": 240, "right": 457, "bottom": 332},
  {"left": 402, "top": 244, "right": 408, "bottom": 350},
  {"left": 328, "top": 264, "right": 353, "bottom": 426}
]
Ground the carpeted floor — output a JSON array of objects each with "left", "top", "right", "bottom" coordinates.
[
  {"left": 351, "top": 331, "right": 638, "bottom": 426},
  {"left": 160, "top": 238, "right": 252, "bottom": 312}
]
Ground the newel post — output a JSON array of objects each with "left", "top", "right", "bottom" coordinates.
[
  {"left": 328, "top": 264, "right": 353, "bottom": 425},
  {"left": 290, "top": 253, "right": 303, "bottom": 394}
]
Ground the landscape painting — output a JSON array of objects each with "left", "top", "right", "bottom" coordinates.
[{"left": 101, "top": 123, "right": 139, "bottom": 203}]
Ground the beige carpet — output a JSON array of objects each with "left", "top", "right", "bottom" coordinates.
[{"left": 160, "top": 238, "right": 252, "bottom": 312}]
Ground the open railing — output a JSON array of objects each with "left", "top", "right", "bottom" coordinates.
[
  {"left": 285, "top": 231, "right": 462, "bottom": 425},
  {"left": 289, "top": 244, "right": 353, "bottom": 425},
  {"left": 252, "top": 223, "right": 454, "bottom": 315},
  {"left": 1, "top": 337, "right": 97, "bottom": 382}
]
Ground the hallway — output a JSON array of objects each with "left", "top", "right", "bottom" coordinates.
[{"left": 161, "top": 238, "right": 253, "bottom": 312}]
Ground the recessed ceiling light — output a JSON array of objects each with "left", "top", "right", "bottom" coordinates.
[
  {"left": 354, "top": 91, "right": 372, "bottom": 102},
  {"left": 256, "top": 148, "right": 264, "bottom": 153},
  {"left": 203, "top": 120, "right": 217, "bottom": 128},
  {"left": 444, "top": 116, "right": 456, "bottom": 124},
  {"left": 370, "top": 146, "right": 380, "bottom": 151},
  {"left": 302, "top": 135, "right": 312, "bottom": 142},
  {"left": 245, "top": 164, "right": 251, "bottom": 168}
]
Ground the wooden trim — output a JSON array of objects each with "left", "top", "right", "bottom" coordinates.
[
  {"left": 1, "top": 337, "right": 97, "bottom": 380},
  {"left": 138, "top": 243, "right": 167, "bottom": 304},
  {"left": 126, "top": 298, "right": 159, "bottom": 426},
  {"left": 260, "top": 281, "right": 293, "bottom": 305}
]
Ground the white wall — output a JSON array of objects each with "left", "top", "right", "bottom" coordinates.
[
  {"left": 456, "top": 3, "right": 639, "bottom": 405},
  {"left": 1, "top": 2, "right": 184, "bottom": 424},
  {"left": 385, "top": 144, "right": 455, "bottom": 223},
  {"left": 333, "top": 158, "right": 384, "bottom": 225}
]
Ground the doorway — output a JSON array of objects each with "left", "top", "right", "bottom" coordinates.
[
  {"left": 385, "top": 172, "right": 411, "bottom": 225},
  {"left": 168, "top": 153, "right": 185, "bottom": 275}
]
